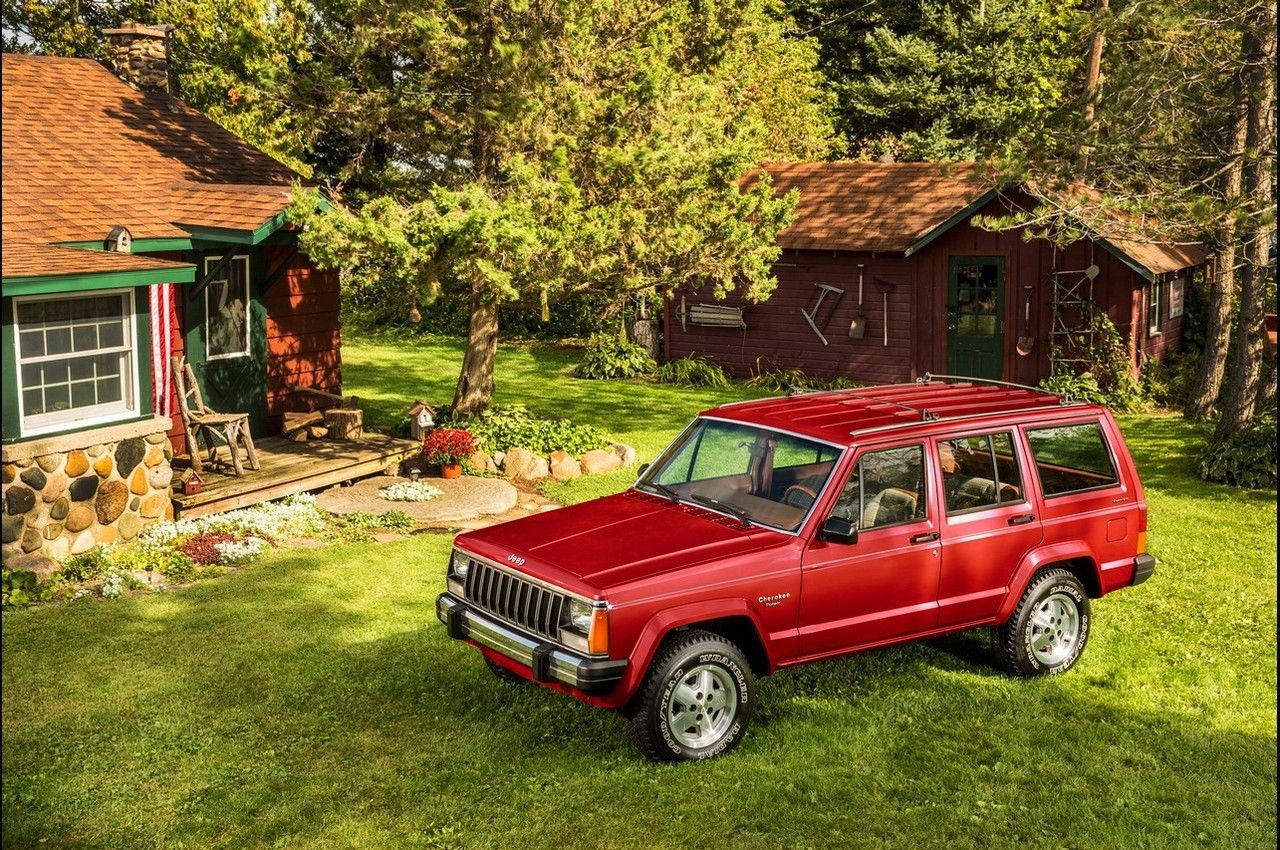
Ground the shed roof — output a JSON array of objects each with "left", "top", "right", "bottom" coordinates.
[
  {"left": 754, "top": 161, "right": 1205, "bottom": 279},
  {"left": 1, "top": 53, "right": 300, "bottom": 247}
]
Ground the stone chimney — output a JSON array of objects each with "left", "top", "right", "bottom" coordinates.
[{"left": 102, "top": 23, "right": 176, "bottom": 94}]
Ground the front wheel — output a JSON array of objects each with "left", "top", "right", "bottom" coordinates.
[
  {"left": 995, "top": 568, "right": 1091, "bottom": 677},
  {"left": 626, "top": 630, "right": 754, "bottom": 762}
]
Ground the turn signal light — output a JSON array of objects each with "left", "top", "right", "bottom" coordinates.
[{"left": 588, "top": 607, "right": 610, "bottom": 656}]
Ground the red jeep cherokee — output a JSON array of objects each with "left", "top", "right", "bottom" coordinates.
[{"left": 437, "top": 377, "right": 1155, "bottom": 761}]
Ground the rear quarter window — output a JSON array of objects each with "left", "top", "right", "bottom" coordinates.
[{"left": 1025, "top": 421, "right": 1119, "bottom": 496}]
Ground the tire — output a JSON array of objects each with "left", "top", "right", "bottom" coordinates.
[
  {"left": 626, "top": 629, "right": 754, "bottom": 762},
  {"left": 484, "top": 655, "right": 528, "bottom": 685},
  {"left": 995, "top": 568, "right": 1091, "bottom": 677}
]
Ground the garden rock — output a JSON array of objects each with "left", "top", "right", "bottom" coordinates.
[
  {"left": 549, "top": 451, "right": 582, "bottom": 481},
  {"left": 70, "top": 530, "right": 96, "bottom": 555},
  {"left": 21, "top": 526, "right": 42, "bottom": 553},
  {"left": 70, "top": 476, "right": 99, "bottom": 502},
  {"left": 2, "top": 463, "right": 15, "bottom": 484},
  {"left": 42, "top": 473, "right": 68, "bottom": 502},
  {"left": 469, "top": 450, "right": 499, "bottom": 474},
  {"left": 503, "top": 448, "right": 549, "bottom": 481},
  {"left": 36, "top": 454, "right": 61, "bottom": 473},
  {"left": 5, "top": 551, "right": 59, "bottom": 581},
  {"left": 580, "top": 449, "right": 622, "bottom": 475},
  {"left": 20, "top": 466, "right": 47, "bottom": 490},
  {"left": 50, "top": 496, "right": 70, "bottom": 521},
  {"left": 2, "top": 514, "right": 23, "bottom": 544},
  {"left": 115, "top": 437, "right": 146, "bottom": 475},
  {"left": 93, "top": 455, "right": 114, "bottom": 477},
  {"left": 612, "top": 443, "right": 637, "bottom": 467},
  {"left": 64, "top": 450, "right": 89, "bottom": 477},
  {"left": 118, "top": 511, "right": 142, "bottom": 540}
]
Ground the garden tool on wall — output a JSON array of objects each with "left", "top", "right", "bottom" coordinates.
[
  {"left": 801, "top": 283, "right": 844, "bottom": 345},
  {"left": 849, "top": 264, "right": 867, "bottom": 339},
  {"left": 1017, "top": 285, "right": 1035, "bottom": 356},
  {"left": 875, "top": 278, "right": 896, "bottom": 347}
]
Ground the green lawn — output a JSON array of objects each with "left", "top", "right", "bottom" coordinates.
[{"left": 3, "top": 335, "right": 1276, "bottom": 849}]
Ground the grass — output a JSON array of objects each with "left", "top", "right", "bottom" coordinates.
[{"left": 2, "top": 335, "right": 1276, "bottom": 849}]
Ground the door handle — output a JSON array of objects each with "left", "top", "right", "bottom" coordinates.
[
  {"left": 910, "top": 532, "right": 940, "bottom": 544},
  {"left": 1008, "top": 514, "right": 1036, "bottom": 525}
]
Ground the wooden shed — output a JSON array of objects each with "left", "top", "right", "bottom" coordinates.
[{"left": 666, "top": 162, "right": 1206, "bottom": 386}]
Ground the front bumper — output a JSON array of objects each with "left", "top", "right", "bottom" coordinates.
[
  {"left": 436, "top": 593, "right": 627, "bottom": 694},
  {"left": 1131, "top": 553, "right": 1156, "bottom": 586}
]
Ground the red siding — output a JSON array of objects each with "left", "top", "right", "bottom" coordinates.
[
  {"left": 158, "top": 246, "right": 344, "bottom": 452},
  {"left": 667, "top": 193, "right": 1191, "bottom": 386}
]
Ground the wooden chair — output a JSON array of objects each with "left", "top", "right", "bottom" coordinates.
[{"left": 172, "top": 355, "right": 259, "bottom": 477}]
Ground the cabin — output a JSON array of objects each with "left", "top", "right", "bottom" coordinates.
[
  {"left": 1, "top": 28, "right": 412, "bottom": 565},
  {"left": 666, "top": 162, "right": 1206, "bottom": 387}
]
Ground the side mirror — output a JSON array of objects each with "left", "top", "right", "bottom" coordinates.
[
  {"left": 637, "top": 463, "right": 650, "bottom": 476},
  {"left": 819, "top": 516, "right": 858, "bottom": 545}
]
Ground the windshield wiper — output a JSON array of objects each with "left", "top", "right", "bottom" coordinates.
[
  {"left": 643, "top": 481, "right": 681, "bottom": 503},
  {"left": 689, "top": 493, "right": 752, "bottom": 525}
]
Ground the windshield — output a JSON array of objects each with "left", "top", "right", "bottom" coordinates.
[{"left": 637, "top": 418, "right": 842, "bottom": 532}]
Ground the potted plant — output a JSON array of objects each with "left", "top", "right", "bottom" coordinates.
[{"left": 421, "top": 428, "right": 476, "bottom": 479}]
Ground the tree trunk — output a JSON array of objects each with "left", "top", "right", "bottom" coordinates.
[
  {"left": 1077, "top": 0, "right": 1108, "bottom": 175},
  {"left": 453, "top": 283, "right": 499, "bottom": 415},
  {"left": 1185, "top": 36, "right": 1251, "bottom": 420},
  {"left": 1216, "top": 8, "right": 1276, "bottom": 439}
]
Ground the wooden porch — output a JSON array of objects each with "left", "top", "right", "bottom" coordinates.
[{"left": 171, "top": 433, "right": 419, "bottom": 519}]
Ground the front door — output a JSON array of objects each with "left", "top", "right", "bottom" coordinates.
[
  {"left": 947, "top": 257, "right": 1005, "bottom": 380},
  {"left": 184, "top": 252, "right": 268, "bottom": 436}
]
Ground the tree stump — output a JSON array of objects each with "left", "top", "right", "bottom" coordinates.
[{"left": 323, "top": 408, "right": 363, "bottom": 441}]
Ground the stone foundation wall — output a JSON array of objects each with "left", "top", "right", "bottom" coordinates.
[{"left": 2, "top": 422, "right": 175, "bottom": 565}]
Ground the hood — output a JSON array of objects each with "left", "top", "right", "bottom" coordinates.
[{"left": 456, "top": 490, "right": 778, "bottom": 589}]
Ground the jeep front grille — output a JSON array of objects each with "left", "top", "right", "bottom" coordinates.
[{"left": 463, "top": 559, "right": 567, "bottom": 641}]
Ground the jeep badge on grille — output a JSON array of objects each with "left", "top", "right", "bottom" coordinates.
[{"left": 507, "top": 554, "right": 526, "bottom": 566}]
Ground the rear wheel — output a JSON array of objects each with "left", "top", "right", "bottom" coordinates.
[
  {"left": 995, "top": 568, "right": 1090, "bottom": 677},
  {"left": 626, "top": 630, "right": 754, "bottom": 762}
]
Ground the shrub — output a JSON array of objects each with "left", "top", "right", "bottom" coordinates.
[
  {"left": 1198, "top": 412, "right": 1277, "bottom": 489},
  {"left": 452, "top": 404, "right": 612, "bottom": 456},
  {"left": 656, "top": 356, "right": 731, "bottom": 387},
  {"left": 60, "top": 543, "right": 115, "bottom": 582},
  {"left": 2, "top": 569, "right": 71, "bottom": 608},
  {"left": 575, "top": 335, "right": 655, "bottom": 380},
  {"left": 1141, "top": 352, "right": 1200, "bottom": 410},
  {"left": 747, "top": 368, "right": 822, "bottom": 393}
]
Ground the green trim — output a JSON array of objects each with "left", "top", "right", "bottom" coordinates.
[
  {"left": 56, "top": 237, "right": 195, "bottom": 252},
  {"left": 905, "top": 188, "right": 1001, "bottom": 257},
  {"left": 2, "top": 265, "right": 196, "bottom": 296},
  {"left": 179, "top": 209, "right": 292, "bottom": 247},
  {"left": 1097, "top": 239, "right": 1156, "bottom": 283}
]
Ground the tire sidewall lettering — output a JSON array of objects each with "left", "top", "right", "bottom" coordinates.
[{"left": 655, "top": 649, "right": 751, "bottom": 757}]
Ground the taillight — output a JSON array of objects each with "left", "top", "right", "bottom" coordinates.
[{"left": 1137, "top": 506, "right": 1148, "bottom": 553}]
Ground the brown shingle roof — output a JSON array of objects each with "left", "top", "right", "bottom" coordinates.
[
  {"left": 753, "top": 161, "right": 992, "bottom": 253},
  {"left": 2, "top": 53, "right": 299, "bottom": 244},
  {"left": 755, "top": 161, "right": 1205, "bottom": 276},
  {"left": 2, "top": 241, "right": 194, "bottom": 279}
]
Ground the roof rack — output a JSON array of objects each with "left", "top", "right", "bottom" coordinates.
[{"left": 914, "top": 372, "right": 1052, "bottom": 395}]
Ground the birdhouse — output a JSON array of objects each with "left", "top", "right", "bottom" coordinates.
[
  {"left": 180, "top": 468, "right": 202, "bottom": 495},
  {"left": 406, "top": 400, "right": 437, "bottom": 440},
  {"left": 103, "top": 225, "right": 133, "bottom": 253}
]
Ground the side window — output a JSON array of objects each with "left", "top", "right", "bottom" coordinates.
[
  {"left": 937, "top": 431, "right": 1025, "bottom": 514},
  {"left": 204, "top": 255, "right": 251, "bottom": 360},
  {"left": 831, "top": 445, "right": 927, "bottom": 530},
  {"left": 1025, "top": 422, "right": 1119, "bottom": 496}
]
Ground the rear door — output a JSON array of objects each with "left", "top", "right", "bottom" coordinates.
[
  {"left": 799, "top": 442, "right": 941, "bottom": 655},
  {"left": 934, "top": 430, "right": 1043, "bottom": 627}
]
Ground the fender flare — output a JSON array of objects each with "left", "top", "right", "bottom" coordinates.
[
  {"left": 996, "top": 543, "right": 1100, "bottom": 623},
  {"left": 618, "top": 598, "right": 769, "bottom": 703}
]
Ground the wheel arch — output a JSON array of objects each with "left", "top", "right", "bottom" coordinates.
[{"left": 998, "top": 546, "right": 1101, "bottom": 623}]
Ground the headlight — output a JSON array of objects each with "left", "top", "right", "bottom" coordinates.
[
  {"left": 567, "top": 598, "right": 593, "bottom": 632},
  {"left": 450, "top": 548, "right": 470, "bottom": 580},
  {"left": 447, "top": 548, "right": 470, "bottom": 596},
  {"left": 561, "top": 598, "right": 610, "bottom": 656}
]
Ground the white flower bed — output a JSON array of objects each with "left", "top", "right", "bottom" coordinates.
[{"left": 378, "top": 480, "right": 444, "bottom": 502}]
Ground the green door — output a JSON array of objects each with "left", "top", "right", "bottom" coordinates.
[
  {"left": 946, "top": 257, "right": 1005, "bottom": 380},
  {"left": 184, "top": 251, "right": 268, "bottom": 436}
]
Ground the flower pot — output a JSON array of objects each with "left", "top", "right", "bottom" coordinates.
[{"left": 440, "top": 462, "right": 463, "bottom": 479}]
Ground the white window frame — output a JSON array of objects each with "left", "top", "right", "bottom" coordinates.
[
  {"left": 203, "top": 254, "right": 251, "bottom": 361},
  {"left": 13, "top": 288, "right": 140, "bottom": 436},
  {"left": 1147, "top": 282, "right": 1164, "bottom": 337}
]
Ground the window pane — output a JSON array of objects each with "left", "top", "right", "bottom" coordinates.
[
  {"left": 44, "top": 383, "right": 70, "bottom": 413},
  {"left": 46, "top": 327, "right": 72, "bottom": 355},
  {"left": 992, "top": 432, "right": 1023, "bottom": 501},
  {"left": 1026, "top": 422, "right": 1119, "bottom": 496},
  {"left": 23, "top": 388, "right": 44, "bottom": 415},
  {"left": 19, "top": 330, "right": 45, "bottom": 358},
  {"left": 98, "top": 375, "right": 122, "bottom": 403},
  {"left": 69, "top": 357, "right": 97, "bottom": 380},
  {"left": 72, "top": 324, "right": 99, "bottom": 351},
  {"left": 71, "top": 380, "right": 97, "bottom": 408},
  {"left": 99, "top": 320, "right": 125, "bottom": 348},
  {"left": 42, "top": 359, "right": 69, "bottom": 384},
  {"left": 832, "top": 445, "right": 925, "bottom": 529}
]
